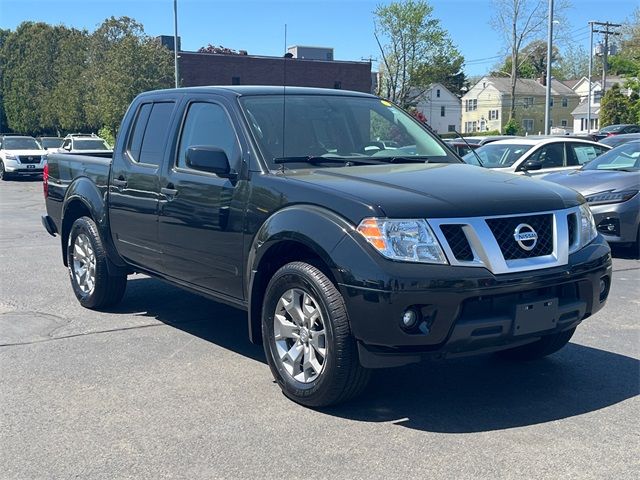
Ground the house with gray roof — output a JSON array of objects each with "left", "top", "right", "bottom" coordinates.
[{"left": 460, "top": 76, "right": 579, "bottom": 134}]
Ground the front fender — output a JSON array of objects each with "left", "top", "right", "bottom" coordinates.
[
  {"left": 247, "top": 204, "right": 355, "bottom": 281},
  {"left": 245, "top": 204, "right": 356, "bottom": 343}
]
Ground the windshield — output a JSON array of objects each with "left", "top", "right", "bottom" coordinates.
[
  {"left": 74, "top": 139, "right": 110, "bottom": 150},
  {"left": 40, "top": 138, "right": 63, "bottom": 148},
  {"left": 583, "top": 141, "right": 640, "bottom": 171},
  {"left": 462, "top": 143, "right": 533, "bottom": 168},
  {"left": 600, "top": 125, "right": 625, "bottom": 133},
  {"left": 239, "top": 94, "right": 456, "bottom": 169},
  {"left": 2, "top": 137, "right": 42, "bottom": 150}
]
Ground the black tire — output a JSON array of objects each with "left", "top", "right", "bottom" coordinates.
[
  {"left": 0, "top": 160, "right": 9, "bottom": 181},
  {"left": 496, "top": 327, "right": 576, "bottom": 361},
  {"left": 67, "top": 216, "right": 127, "bottom": 309},
  {"left": 262, "top": 261, "right": 370, "bottom": 407}
]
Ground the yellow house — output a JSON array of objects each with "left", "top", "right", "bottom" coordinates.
[{"left": 461, "top": 76, "right": 579, "bottom": 134}]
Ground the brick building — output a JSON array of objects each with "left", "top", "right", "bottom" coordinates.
[{"left": 178, "top": 51, "right": 372, "bottom": 93}]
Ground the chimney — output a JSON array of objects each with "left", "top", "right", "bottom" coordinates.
[{"left": 538, "top": 76, "right": 546, "bottom": 86}]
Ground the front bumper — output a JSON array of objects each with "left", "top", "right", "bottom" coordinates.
[
  {"left": 333, "top": 234, "right": 612, "bottom": 368},
  {"left": 4, "top": 159, "right": 45, "bottom": 175},
  {"left": 591, "top": 198, "right": 640, "bottom": 244}
]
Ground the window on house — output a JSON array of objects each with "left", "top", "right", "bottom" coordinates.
[
  {"left": 522, "top": 118, "right": 534, "bottom": 132},
  {"left": 472, "top": 121, "right": 477, "bottom": 132},
  {"left": 480, "top": 120, "right": 486, "bottom": 131},
  {"left": 522, "top": 97, "right": 534, "bottom": 108},
  {"left": 562, "top": 97, "right": 568, "bottom": 107},
  {"left": 489, "top": 109, "right": 499, "bottom": 120},
  {"left": 436, "top": 89, "right": 441, "bottom": 98},
  {"left": 448, "top": 125, "right": 456, "bottom": 132},
  {"left": 561, "top": 119, "right": 568, "bottom": 127},
  {"left": 440, "top": 106, "right": 445, "bottom": 117},
  {"left": 549, "top": 97, "right": 554, "bottom": 107}
]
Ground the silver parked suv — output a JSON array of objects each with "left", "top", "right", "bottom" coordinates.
[{"left": 0, "top": 135, "right": 47, "bottom": 180}]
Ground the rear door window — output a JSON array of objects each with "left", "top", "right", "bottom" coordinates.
[
  {"left": 127, "top": 102, "right": 175, "bottom": 166},
  {"left": 531, "top": 143, "right": 565, "bottom": 168},
  {"left": 569, "top": 143, "right": 608, "bottom": 165}
]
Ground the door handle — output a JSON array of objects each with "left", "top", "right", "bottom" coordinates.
[
  {"left": 161, "top": 184, "right": 178, "bottom": 199},
  {"left": 112, "top": 177, "right": 127, "bottom": 189}
]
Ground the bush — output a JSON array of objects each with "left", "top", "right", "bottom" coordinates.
[
  {"left": 98, "top": 126, "right": 115, "bottom": 147},
  {"left": 503, "top": 119, "right": 521, "bottom": 135}
]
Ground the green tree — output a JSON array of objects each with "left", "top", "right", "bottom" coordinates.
[
  {"left": 490, "top": 0, "right": 569, "bottom": 120},
  {"left": 600, "top": 84, "right": 634, "bottom": 126},
  {"left": 1, "top": 22, "right": 61, "bottom": 133},
  {"left": 85, "top": 17, "right": 174, "bottom": 137},
  {"left": 554, "top": 43, "right": 590, "bottom": 80},
  {"left": 374, "top": 0, "right": 464, "bottom": 108}
]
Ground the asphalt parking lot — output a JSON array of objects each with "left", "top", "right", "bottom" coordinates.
[{"left": 1, "top": 178, "right": 639, "bottom": 480}]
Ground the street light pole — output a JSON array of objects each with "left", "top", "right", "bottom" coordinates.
[
  {"left": 587, "top": 21, "right": 593, "bottom": 134},
  {"left": 544, "top": 0, "right": 554, "bottom": 135},
  {"left": 173, "top": 0, "right": 179, "bottom": 89}
]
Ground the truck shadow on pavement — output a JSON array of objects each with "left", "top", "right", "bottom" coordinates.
[{"left": 118, "top": 276, "right": 638, "bottom": 433}]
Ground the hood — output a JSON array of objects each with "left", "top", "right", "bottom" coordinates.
[
  {"left": 4, "top": 149, "right": 46, "bottom": 157},
  {"left": 543, "top": 168, "right": 640, "bottom": 197},
  {"left": 285, "top": 163, "right": 583, "bottom": 218}
]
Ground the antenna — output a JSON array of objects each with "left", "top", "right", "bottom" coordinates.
[{"left": 282, "top": 23, "right": 287, "bottom": 162}]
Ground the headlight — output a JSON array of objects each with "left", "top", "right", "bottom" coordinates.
[
  {"left": 4, "top": 153, "right": 17, "bottom": 160},
  {"left": 356, "top": 218, "right": 448, "bottom": 264},
  {"left": 586, "top": 190, "right": 638, "bottom": 205},
  {"left": 578, "top": 203, "right": 597, "bottom": 248}
]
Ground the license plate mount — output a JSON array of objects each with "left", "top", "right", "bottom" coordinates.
[
  {"left": 26, "top": 164, "right": 35, "bottom": 169},
  {"left": 514, "top": 298, "right": 558, "bottom": 336}
]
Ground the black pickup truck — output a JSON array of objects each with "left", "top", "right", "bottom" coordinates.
[{"left": 42, "top": 86, "right": 612, "bottom": 407}]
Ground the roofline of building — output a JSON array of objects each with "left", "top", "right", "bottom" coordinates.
[{"left": 179, "top": 50, "right": 370, "bottom": 66}]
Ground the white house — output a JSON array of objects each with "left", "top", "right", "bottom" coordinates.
[
  {"left": 570, "top": 76, "right": 630, "bottom": 134},
  {"left": 414, "top": 83, "right": 461, "bottom": 134}
]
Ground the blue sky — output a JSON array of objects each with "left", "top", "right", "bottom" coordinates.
[{"left": 0, "top": 0, "right": 637, "bottom": 77}]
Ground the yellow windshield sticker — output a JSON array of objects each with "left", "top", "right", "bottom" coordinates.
[{"left": 380, "top": 100, "right": 392, "bottom": 106}]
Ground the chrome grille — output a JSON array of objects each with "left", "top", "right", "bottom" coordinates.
[
  {"left": 18, "top": 155, "right": 42, "bottom": 164},
  {"left": 486, "top": 214, "right": 553, "bottom": 260},
  {"left": 440, "top": 224, "right": 474, "bottom": 261}
]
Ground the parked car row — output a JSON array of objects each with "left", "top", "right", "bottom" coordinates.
[{"left": 0, "top": 133, "right": 113, "bottom": 180}]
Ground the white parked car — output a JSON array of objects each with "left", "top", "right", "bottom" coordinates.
[
  {"left": 0, "top": 135, "right": 47, "bottom": 180},
  {"left": 58, "top": 134, "right": 113, "bottom": 157},
  {"left": 462, "top": 137, "right": 611, "bottom": 176}
]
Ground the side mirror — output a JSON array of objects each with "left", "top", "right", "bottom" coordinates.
[
  {"left": 186, "top": 146, "right": 236, "bottom": 178},
  {"left": 63, "top": 144, "right": 71, "bottom": 151},
  {"left": 522, "top": 158, "right": 543, "bottom": 171}
]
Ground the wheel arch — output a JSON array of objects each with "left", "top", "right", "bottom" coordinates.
[
  {"left": 61, "top": 178, "right": 126, "bottom": 271},
  {"left": 246, "top": 205, "right": 353, "bottom": 344}
]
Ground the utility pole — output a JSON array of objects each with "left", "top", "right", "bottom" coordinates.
[
  {"left": 587, "top": 21, "right": 594, "bottom": 134},
  {"left": 544, "top": 0, "right": 554, "bottom": 135},
  {"left": 592, "top": 21, "right": 621, "bottom": 96},
  {"left": 173, "top": 0, "right": 180, "bottom": 89}
]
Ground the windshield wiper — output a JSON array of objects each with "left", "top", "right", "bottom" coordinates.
[
  {"left": 385, "top": 156, "right": 430, "bottom": 164},
  {"left": 273, "top": 156, "right": 384, "bottom": 166}
]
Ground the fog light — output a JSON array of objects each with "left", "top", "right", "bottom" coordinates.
[
  {"left": 599, "top": 276, "right": 610, "bottom": 302},
  {"left": 402, "top": 309, "right": 419, "bottom": 329}
]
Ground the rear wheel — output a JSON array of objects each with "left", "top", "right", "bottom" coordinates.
[
  {"left": 262, "top": 261, "right": 370, "bottom": 407},
  {"left": 67, "top": 216, "right": 127, "bottom": 309},
  {"left": 496, "top": 327, "right": 576, "bottom": 361}
]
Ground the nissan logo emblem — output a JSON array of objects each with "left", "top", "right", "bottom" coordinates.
[{"left": 513, "top": 223, "right": 538, "bottom": 251}]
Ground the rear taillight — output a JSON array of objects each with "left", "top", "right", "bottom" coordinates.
[{"left": 43, "top": 163, "right": 49, "bottom": 198}]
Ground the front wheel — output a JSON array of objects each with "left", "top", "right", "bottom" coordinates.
[
  {"left": 67, "top": 216, "right": 127, "bottom": 309},
  {"left": 0, "top": 160, "right": 9, "bottom": 181},
  {"left": 262, "top": 262, "right": 370, "bottom": 407},
  {"left": 496, "top": 327, "right": 576, "bottom": 361}
]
